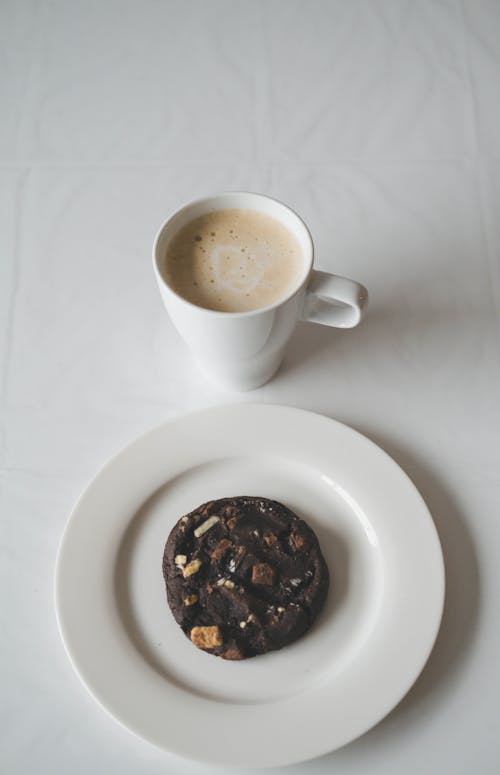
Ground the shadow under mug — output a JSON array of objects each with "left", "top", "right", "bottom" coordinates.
[{"left": 153, "top": 192, "right": 368, "bottom": 391}]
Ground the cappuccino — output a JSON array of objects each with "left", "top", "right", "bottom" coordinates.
[{"left": 162, "top": 208, "right": 303, "bottom": 312}]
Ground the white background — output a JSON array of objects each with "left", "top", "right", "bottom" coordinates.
[{"left": 1, "top": 1, "right": 499, "bottom": 773}]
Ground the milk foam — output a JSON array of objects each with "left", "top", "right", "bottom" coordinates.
[{"left": 163, "top": 209, "right": 303, "bottom": 312}]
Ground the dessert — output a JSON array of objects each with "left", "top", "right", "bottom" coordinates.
[{"left": 162, "top": 496, "right": 329, "bottom": 659}]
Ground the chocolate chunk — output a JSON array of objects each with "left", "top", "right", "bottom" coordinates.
[
  {"left": 210, "top": 538, "right": 232, "bottom": 561},
  {"left": 163, "top": 496, "right": 329, "bottom": 659},
  {"left": 252, "top": 562, "right": 277, "bottom": 586},
  {"left": 221, "top": 647, "right": 244, "bottom": 660},
  {"left": 290, "top": 531, "right": 307, "bottom": 551}
]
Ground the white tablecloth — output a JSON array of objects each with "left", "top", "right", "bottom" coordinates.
[{"left": 2, "top": 1, "right": 500, "bottom": 773}]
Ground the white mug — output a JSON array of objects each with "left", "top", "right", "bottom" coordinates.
[{"left": 153, "top": 192, "right": 368, "bottom": 391}]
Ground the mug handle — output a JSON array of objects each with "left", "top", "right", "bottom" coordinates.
[{"left": 301, "top": 270, "right": 369, "bottom": 328}]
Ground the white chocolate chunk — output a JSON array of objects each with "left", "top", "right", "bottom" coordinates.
[
  {"left": 194, "top": 515, "right": 220, "bottom": 538},
  {"left": 175, "top": 554, "right": 187, "bottom": 566},
  {"left": 183, "top": 558, "right": 202, "bottom": 577}
]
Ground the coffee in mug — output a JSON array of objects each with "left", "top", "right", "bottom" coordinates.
[{"left": 161, "top": 208, "right": 303, "bottom": 313}]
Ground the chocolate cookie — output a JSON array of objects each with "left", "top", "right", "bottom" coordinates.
[{"left": 162, "top": 496, "right": 329, "bottom": 659}]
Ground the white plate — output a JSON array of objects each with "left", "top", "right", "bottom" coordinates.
[{"left": 55, "top": 404, "right": 444, "bottom": 768}]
